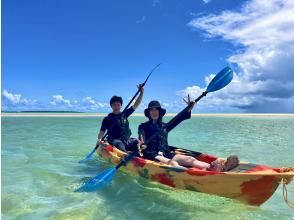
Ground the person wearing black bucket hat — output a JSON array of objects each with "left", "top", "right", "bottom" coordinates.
[
  {"left": 138, "top": 95, "right": 196, "bottom": 163},
  {"left": 138, "top": 95, "right": 229, "bottom": 169},
  {"left": 144, "top": 100, "right": 166, "bottom": 118},
  {"left": 96, "top": 84, "right": 144, "bottom": 152}
]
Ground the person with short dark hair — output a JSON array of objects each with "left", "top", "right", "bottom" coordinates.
[
  {"left": 109, "top": 96, "right": 123, "bottom": 106},
  {"left": 96, "top": 84, "right": 144, "bottom": 152}
]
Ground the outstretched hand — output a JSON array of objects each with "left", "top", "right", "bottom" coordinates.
[{"left": 183, "top": 94, "right": 196, "bottom": 112}]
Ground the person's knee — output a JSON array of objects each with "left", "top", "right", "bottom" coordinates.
[
  {"left": 113, "top": 140, "right": 127, "bottom": 152},
  {"left": 185, "top": 156, "right": 195, "bottom": 163},
  {"left": 126, "top": 138, "right": 139, "bottom": 151},
  {"left": 133, "top": 138, "right": 139, "bottom": 145},
  {"left": 169, "top": 160, "right": 179, "bottom": 166},
  {"left": 118, "top": 143, "right": 126, "bottom": 149}
]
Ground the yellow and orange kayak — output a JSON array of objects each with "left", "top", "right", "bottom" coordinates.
[{"left": 97, "top": 144, "right": 294, "bottom": 206}]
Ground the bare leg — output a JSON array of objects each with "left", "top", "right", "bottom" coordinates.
[
  {"left": 154, "top": 155, "right": 186, "bottom": 168},
  {"left": 154, "top": 155, "right": 171, "bottom": 164},
  {"left": 171, "top": 155, "right": 210, "bottom": 169}
]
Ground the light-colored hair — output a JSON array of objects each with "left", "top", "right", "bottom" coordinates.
[{"left": 224, "top": 155, "right": 239, "bottom": 171}]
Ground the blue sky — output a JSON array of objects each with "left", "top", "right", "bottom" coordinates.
[{"left": 2, "top": 0, "right": 294, "bottom": 113}]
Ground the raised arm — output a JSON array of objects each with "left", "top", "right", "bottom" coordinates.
[
  {"left": 166, "top": 95, "right": 196, "bottom": 132},
  {"left": 166, "top": 109, "right": 191, "bottom": 132},
  {"left": 132, "top": 84, "right": 144, "bottom": 110}
]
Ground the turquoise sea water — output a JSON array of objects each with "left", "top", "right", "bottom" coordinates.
[{"left": 2, "top": 115, "right": 294, "bottom": 220}]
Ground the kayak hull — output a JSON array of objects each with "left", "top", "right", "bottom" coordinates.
[{"left": 97, "top": 144, "right": 293, "bottom": 206}]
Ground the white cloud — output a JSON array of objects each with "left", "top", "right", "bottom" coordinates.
[
  {"left": 1, "top": 90, "right": 40, "bottom": 111},
  {"left": 50, "top": 95, "right": 72, "bottom": 107},
  {"left": 97, "top": 102, "right": 108, "bottom": 108},
  {"left": 50, "top": 95, "right": 109, "bottom": 111},
  {"left": 81, "top": 96, "right": 108, "bottom": 109},
  {"left": 186, "top": 0, "right": 294, "bottom": 112},
  {"left": 83, "top": 96, "right": 96, "bottom": 105},
  {"left": 202, "top": 0, "right": 211, "bottom": 4},
  {"left": 2, "top": 90, "right": 28, "bottom": 105},
  {"left": 2, "top": 91, "right": 109, "bottom": 112},
  {"left": 177, "top": 85, "right": 203, "bottom": 98}
]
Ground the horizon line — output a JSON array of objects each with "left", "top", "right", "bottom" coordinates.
[{"left": 2, "top": 112, "right": 294, "bottom": 118}]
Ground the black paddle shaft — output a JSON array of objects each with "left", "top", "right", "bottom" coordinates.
[
  {"left": 115, "top": 151, "right": 137, "bottom": 169},
  {"left": 194, "top": 91, "right": 208, "bottom": 103},
  {"left": 123, "top": 64, "right": 160, "bottom": 111}
]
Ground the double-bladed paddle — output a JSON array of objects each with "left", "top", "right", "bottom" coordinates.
[{"left": 75, "top": 66, "right": 233, "bottom": 192}]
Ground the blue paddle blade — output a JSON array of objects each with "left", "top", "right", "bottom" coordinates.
[
  {"left": 78, "top": 147, "right": 97, "bottom": 163},
  {"left": 206, "top": 66, "right": 233, "bottom": 93},
  {"left": 75, "top": 168, "right": 117, "bottom": 192}
]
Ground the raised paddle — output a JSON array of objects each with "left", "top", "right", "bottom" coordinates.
[
  {"left": 78, "top": 64, "right": 161, "bottom": 163},
  {"left": 165, "top": 66, "right": 233, "bottom": 131},
  {"left": 123, "top": 64, "right": 161, "bottom": 111},
  {"left": 75, "top": 66, "right": 233, "bottom": 192}
]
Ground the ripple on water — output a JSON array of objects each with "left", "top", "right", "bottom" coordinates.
[{"left": 2, "top": 116, "right": 294, "bottom": 219}]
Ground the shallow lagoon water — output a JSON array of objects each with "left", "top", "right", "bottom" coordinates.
[{"left": 2, "top": 115, "right": 294, "bottom": 219}]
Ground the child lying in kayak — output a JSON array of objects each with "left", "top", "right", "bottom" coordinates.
[
  {"left": 208, "top": 155, "right": 239, "bottom": 171},
  {"left": 167, "top": 154, "right": 239, "bottom": 172}
]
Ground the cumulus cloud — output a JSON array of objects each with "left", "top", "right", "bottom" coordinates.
[
  {"left": 81, "top": 96, "right": 108, "bottom": 109},
  {"left": 2, "top": 90, "right": 109, "bottom": 112},
  {"left": 202, "top": 0, "right": 212, "bottom": 4},
  {"left": 50, "top": 95, "right": 72, "bottom": 107},
  {"left": 83, "top": 96, "right": 96, "bottom": 105},
  {"left": 2, "top": 90, "right": 28, "bottom": 105},
  {"left": 49, "top": 95, "right": 108, "bottom": 111},
  {"left": 1, "top": 90, "right": 41, "bottom": 111},
  {"left": 186, "top": 0, "right": 294, "bottom": 112}
]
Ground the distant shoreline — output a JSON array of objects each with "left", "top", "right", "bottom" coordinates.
[{"left": 2, "top": 112, "right": 294, "bottom": 118}]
